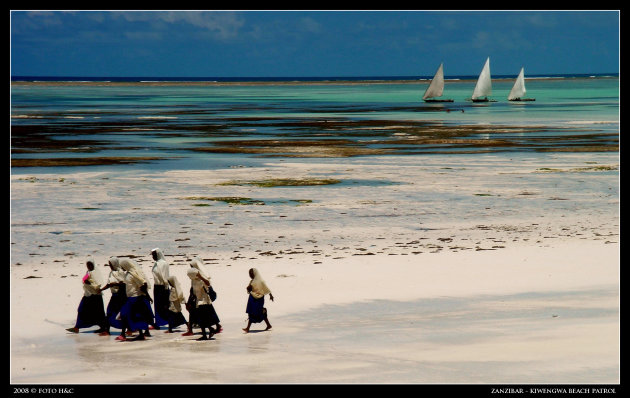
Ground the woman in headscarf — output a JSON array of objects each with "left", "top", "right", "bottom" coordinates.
[
  {"left": 116, "top": 259, "right": 155, "bottom": 341},
  {"left": 150, "top": 248, "right": 170, "bottom": 330},
  {"left": 96, "top": 256, "right": 127, "bottom": 336},
  {"left": 243, "top": 268, "right": 274, "bottom": 333},
  {"left": 188, "top": 257, "right": 222, "bottom": 332},
  {"left": 196, "top": 257, "right": 221, "bottom": 332},
  {"left": 165, "top": 275, "right": 193, "bottom": 335},
  {"left": 187, "top": 258, "right": 221, "bottom": 341},
  {"left": 66, "top": 256, "right": 107, "bottom": 334}
]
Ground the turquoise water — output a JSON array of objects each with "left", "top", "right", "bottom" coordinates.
[{"left": 10, "top": 77, "right": 619, "bottom": 174}]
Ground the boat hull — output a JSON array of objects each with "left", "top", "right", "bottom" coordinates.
[
  {"left": 423, "top": 99, "right": 454, "bottom": 103},
  {"left": 508, "top": 98, "right": 536, "bottom": 102},
  {"left": 471, "top": 98, "right": 497, "bottom": 103}
]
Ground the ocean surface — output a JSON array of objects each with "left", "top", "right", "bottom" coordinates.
[{"left": 10, "top": 75, "right": 619, "bottom": 174}]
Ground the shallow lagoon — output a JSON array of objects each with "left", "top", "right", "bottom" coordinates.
[{"left": 10, "top": 77, "right": 619, "bottom": 174}]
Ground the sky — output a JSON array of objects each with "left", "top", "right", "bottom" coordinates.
[{"left": 10, "top": 10, "right": 620, "bottom": 78}]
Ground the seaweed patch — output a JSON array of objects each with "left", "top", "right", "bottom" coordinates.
[
  {"left": 217, "top": 178, "right": 342, "bottom": 187},
  {"left": 11, "top": 157, "right": 167, "bottom": 167},
  {"left": 181, "top": 196, "right": 266, "bottom": 205}
]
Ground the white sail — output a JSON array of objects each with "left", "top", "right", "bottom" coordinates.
[
  {"left": 423, "top": 62, "right": 445, "bottom": 100},
  {"left": 472, "top": 57, "right": 492, "bottom": 100},
  {"left": 508, "top": 67, "right": 527, "bottom": 100}
]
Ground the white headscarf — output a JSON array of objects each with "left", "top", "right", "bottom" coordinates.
[
  {"left": 167, "top": 275, "right": 185, "bottom": 312},
  {"left": 187, "top": 265, "right": 211, "bottom": 306},
  {"left": 119, "top": 258, "right": 148, "bottom": 297},
  {"left": 186, "top": 267, "right": 200, "bottom": 281},
  {"left": 151, "top": 248, "right": 170, "bottom": 286},
  {"left": 189, "top": 256, "right": 209, "bottom": 281},
  {"left": 107, "top": 256, "right": 125, "bottom": 293},
  {"left": 83, "top": 256, "right": 103, "bottom": 296},
  {"left": 249, "top": 268, "right": 271, "bottom": 299},
  {"left": 108, "top": 256, "right": 121, "bottom": 271},
  {"left": 168, "top": 275, "right": 184, "bottom": 300}
]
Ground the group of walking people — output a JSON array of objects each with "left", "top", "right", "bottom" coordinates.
[{"left": 66, "top": 248, "right": 274, "bottom": 341}]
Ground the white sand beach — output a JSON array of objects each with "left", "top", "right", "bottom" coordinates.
[{"left": 10, "top": 152, "right": 619, "bottom": 384}]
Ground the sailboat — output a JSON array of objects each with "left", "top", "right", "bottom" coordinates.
[
  {"left": 471, "top": 57, "right": 496, "bottom": 102},
  {"left": 508, "top": 67, "right": 535, "bottom": 101},
  {"left": 422, "top": 62, "right": 453, "bottom": 102}
]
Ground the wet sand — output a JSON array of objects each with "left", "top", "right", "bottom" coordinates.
[
  {"left": 10, "top": 151, "right": 619, "bottom": 384},
  {"left": 10, "top": 245, "right": 619, "bottom": 384}
]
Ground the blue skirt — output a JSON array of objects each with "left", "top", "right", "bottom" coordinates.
[
  {"left": 106, "top": 290, "right": 127, "bottom": 330},
  {"left": 196, "top": 304, "right": 220, "bottom": 329},
  {"left": 245, "top": 295, "right": 266, "bottom": 324},
  {"left": 167, "top": 310, "right": 188, "bottom": 329},
  {"left": 119, "top": 296, "right": 155, "bottom": 331},
  {"left": 74, "top": 295, "right": 106, "bottom": 329},
  {"left": 153, "top": 285, "right": 170, "bottom": 327}
]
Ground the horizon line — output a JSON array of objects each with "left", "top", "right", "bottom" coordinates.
[{"left": 11, "top": 72, "right": 620, "bottom": 80}]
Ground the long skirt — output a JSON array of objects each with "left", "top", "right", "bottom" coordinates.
[
  {"left": 245, "top": 295, "right": 266, "bottom": 324},
  {"left": 186, "top": 289, "right": 198, "bottom": 327},
  {"left": 196, "top": 304, "right": 220, "bottom": 329},
  {"left": 119, "top": 296, "right": 155, "bottom": 331},
  {"left": 74, "top": 295, "right": 106, "bottom": 329},
  {"left": 167, "top": 310, "right": 188, "bottom": 329},
  {"left": 106, "top": 290, "right": 127, "bottom": 330},
  {"left": 153, "top": 285, "right": 170, "bottom": 327}
]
